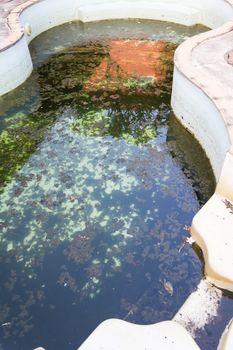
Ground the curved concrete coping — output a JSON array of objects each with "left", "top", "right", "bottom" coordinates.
[
  {"left": 171, "top": 7, "right": 233, "bottom": 291},
  {"left": 218, "top": 318, "right": 233, "bottom": 350},
  {"left": 0, "top": 0, "right": 233, "bottom": 298},
  {"left": 174, "top": 37, "right": 233, "bottom": 285},
  {"left": 78, "top": 319, "right": 201, "bottom": 350}
]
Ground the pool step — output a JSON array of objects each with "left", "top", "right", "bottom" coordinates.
[
  {"left": 77, "top": 2, "right": 200, "bottom": 26},
  {"left": 173, "top": 279, "right": 222, "bottom": 337},
  {"left": 78, "top": 319, "right": 201, "bottom": 350},
  {"left": 192, "top": 191, "right": 233, "bottom": 292}
]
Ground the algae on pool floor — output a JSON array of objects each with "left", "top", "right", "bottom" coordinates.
[{"left": 0, "top": 20, "right": 217, "bottom": 350}]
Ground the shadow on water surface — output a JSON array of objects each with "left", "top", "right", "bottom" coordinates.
[{"left": 0, "top": 19, "right": 228, "bottom": 350}]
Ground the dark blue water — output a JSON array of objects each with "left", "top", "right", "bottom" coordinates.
[{"left": 0, "top": 20, "right": 216, "bottom": 350}]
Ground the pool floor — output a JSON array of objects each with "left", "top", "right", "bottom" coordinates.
[{"left": 0, "top": 20, "right": 220, "bottom": 350}]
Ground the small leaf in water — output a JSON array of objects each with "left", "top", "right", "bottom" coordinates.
[{"left": 163, "top": 280, "right": 173, "bottom": 296}]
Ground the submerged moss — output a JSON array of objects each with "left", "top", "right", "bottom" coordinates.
[
  {"left": 167, "top": 114, "right": 216, "bottom": 205},
  {"left": 0, "top": 44, "right": 107, "bottom": 190},
  {"left": 0, "top": 111, "right": 58, "bottom": 190},
  {"left": 0, "top": 21, "right": 217, "bottom": 350},
  {"left": 71, "top": 107, "right": 157, "bottom": 144},
  {"left": 69, "top": 40, "right": 176, "bottom": 143},
  {"left": 0, "top": 40, "right": 176, "bottom": 188}
]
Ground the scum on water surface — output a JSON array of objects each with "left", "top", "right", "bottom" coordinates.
[{"left": 0, "top": 20, "right": 217, "bottom": 350}]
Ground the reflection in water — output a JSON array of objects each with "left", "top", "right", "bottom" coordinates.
[
  {"left": 84, "top": 39, "right": 173, "bottom": 88},
  {"left": 0, "top": 20, "right": 220, "bottom": 350}
]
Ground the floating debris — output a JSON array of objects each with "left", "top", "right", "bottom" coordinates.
[
  {"left": 163, "top": 280, "right": 174, "bottom": 296},
  {"left": 0, "top": 19, "right": 214, "bottom": 350},
  {"left": 179, "top": 235, "right": 195, "bottom": 253},
  {"left": 186, "top": 236, "right": 195, "bottom": 245}
]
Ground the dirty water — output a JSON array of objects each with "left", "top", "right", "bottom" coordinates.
[{"left": 0, "top": 20, "right": 227, "bottom": 350}]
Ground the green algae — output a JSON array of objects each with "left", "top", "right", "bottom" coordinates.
[
  {"left": 71, "top": 107, "right": 157, "bottom": 144},
  {"left": 167, "top": 114, "right": 216, "bottom": 205},
  {"left": 0, "top": 44, "right": 106, "bottom": 190},
  {"left": 0, "top": 34, "right": 213, "bottom": 288},
  {"left": 0, "top": 20, "right": 216, "bottom": 349},
  {"left": 0, "top": 40, "right": 175, "bottom": 189},
  {"left": 0, "top": 111, "right": 58, "bottom": 189}
]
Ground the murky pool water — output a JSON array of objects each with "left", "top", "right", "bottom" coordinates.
[{"left": 0, "top": 20, "right": 216, "bottom": 350}]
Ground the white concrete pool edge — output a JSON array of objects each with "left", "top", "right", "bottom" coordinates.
[
  {"left": 1, "top": 0, "right": 232, "bottom": 98},
  {"left": 1, "top": 0, "right": 233, "bottom": 349}
]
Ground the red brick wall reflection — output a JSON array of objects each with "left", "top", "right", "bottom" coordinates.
[{"left": 84, "top": 40, "right": 174, "bottom": 92}]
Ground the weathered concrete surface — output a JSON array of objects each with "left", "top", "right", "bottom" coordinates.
[
  {"left": 169, "top": 1, "right": 233, "bottom": 292},
  {"left": 0, "top": 0, "right": 33, "bottom": 51},
  {"left": 79, "top": 319, "right": 201, "bottom": 350},
  {"left": 173, "top": 279, "right": 222, "bottom": 336}
]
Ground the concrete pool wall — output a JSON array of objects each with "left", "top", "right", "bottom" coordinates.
[
  {"left": 1, "top": 0, "right": 233, "bottom": 98},
  {"left": 1, "top": 0, "right": 233, "bottom": 348}
]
